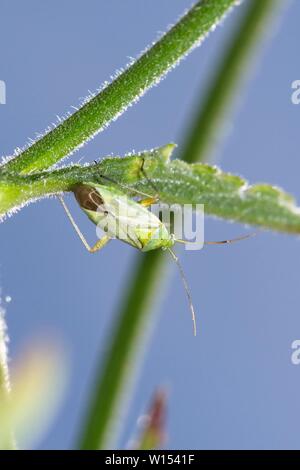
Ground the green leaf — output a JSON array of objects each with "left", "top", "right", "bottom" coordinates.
[{"left": 1, "top": 145, "right": 300, "bottom": 235}]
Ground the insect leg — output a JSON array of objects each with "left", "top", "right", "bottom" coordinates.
[
  {"left": 138, "top": 196, "right": 159, "bottom": 208},
  {"left": 89, "top": 235, "right": 111, "bottom": 253},
  {"left": 59, "top": 195, "right": 110, "bottom": 253},
  {"left": 167, "top": 248, "right": 197, "bottom": 337},
  {"left": 139, "top": 157, "right": 160, "bottom": 204}
]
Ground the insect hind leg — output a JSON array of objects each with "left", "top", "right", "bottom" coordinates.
[
  {"left": 59, "top": 195, "right": 110, "bottom": 253},
  {"left": 89, "top": 235, "right": 110, "bottom": 253}
]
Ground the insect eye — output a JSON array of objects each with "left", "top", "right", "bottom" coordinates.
[{"left": 74, "top": 184, "right": 104, "bottom": 211}]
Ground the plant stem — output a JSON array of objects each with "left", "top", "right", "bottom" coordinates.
[
  {"left": 79, "top": 251, "right": 164, "bottom": 449},
  {"left": 77, "top": 0, "right": 277, "bottom": 450},
  {"left": 182, "top": 0, "right": 277, "bottom": 164},
  {"left": 0, "top": 145, "right": 174, "bottom": 217},
  {"left": 3, "top": 0, "right": 239, "bottom": 174},
  {"left": 2, "top": 151, "right": 300, "bottom": 234},
  {"left": 0, "top": 307, "right": 16, "bottom": 449}
]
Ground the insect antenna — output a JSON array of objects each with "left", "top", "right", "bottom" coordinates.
[
  {"left": 176, "top": 232, "right": 256, "bottom": 246},
  {"left": 167, "top": 248, "right": 197, "bottom": 337},
  {"left": 204, "top": 232, "right": 256, "bottom": 245}
]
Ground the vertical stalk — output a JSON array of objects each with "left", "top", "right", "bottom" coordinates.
[
  {"left": 78, "top": 0, "right": 277, "bottom": 449},
  {"left": 182, "top": 0, "right": 277, "bottom": 164}
]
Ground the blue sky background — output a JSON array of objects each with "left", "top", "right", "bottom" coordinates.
[{"left": 1, "top": 0, "right": 300, "bottom": 450}]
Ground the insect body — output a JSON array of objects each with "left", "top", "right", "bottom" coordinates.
[
  {"left": 60, "top": 180, "right": 253, "bottom": 336},
  {"left": 60, "top": 181, "right": 197, "bottom": 335},
  {"left": 73, "top": 183, "right": 174, "bottom": 252}
]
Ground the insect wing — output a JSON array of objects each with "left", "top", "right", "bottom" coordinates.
[{"left": 98, "top": 193, "right": 162, "bottom": 248}]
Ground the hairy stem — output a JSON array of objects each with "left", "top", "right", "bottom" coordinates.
[
  {"left": 0, "top": 308, "right": 16, "bottom": 449},
  {"left": 3, "top": 0, "right": 239, "bottom": 174},
  {"left": 77, "top": 0, "right": 277, "bottom": 450},
  {"left": 1, "top": 149, "right": 300, "bottom": 234}
]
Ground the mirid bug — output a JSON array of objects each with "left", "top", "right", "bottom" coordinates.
[{"left": 59, "top": 180, "right": 253, "bottom": 336}]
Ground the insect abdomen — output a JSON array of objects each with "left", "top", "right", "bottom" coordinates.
[{"left": 141, "top": 226, "right": 174, "bottom": 252}]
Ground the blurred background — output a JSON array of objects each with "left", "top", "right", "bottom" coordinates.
[{"left": 1, "top": 0, "right": 300, "bottom": 450}]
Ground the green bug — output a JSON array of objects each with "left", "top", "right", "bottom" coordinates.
[
  {"left": 73, "top": 182, "right": 174, "bottom": 252},
  {"left": 59, "top": 180, "right": 198, "bottom": 334},
  {"left": 60, "top": 179, "right": 253, "bottom": 336}
]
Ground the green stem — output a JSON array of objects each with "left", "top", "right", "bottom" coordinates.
[
  {"left": 77, "top": 0, "right": 276, "bottom": 450},
  {"left": 79, "top": 251, "right": 164, "bottom": 449},
  {"left": 3, "top": 0, "right": 239, "bottom": 174},
  {"left": 0, "top": 309, "right": 16, "bottom": 449},
  {"left": 182, "top": 0, "right": 277, "bottom": 164}
]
